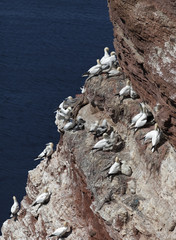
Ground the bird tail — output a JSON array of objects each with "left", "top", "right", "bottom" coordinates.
[
  {"left": 48, "top": 234, "right": 54, "bottom": 238},
  {"left": 151, "top": 146, "right": 155, "bottom": 152},
  {"left": 82, "top": 72, "right": 88, "bottom": 77},
  {"left": 34, "top": 157, "right": 40, "bottom": 161}
]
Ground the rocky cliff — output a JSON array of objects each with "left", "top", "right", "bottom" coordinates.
[
  {"left": 108, "top": 0, "right": 176, "bottom": 148},
  {"left": 1, "top": 1, "right": 176, "bottom": 240}
]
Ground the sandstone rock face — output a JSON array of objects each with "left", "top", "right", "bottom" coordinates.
[
  {"left": 108, "top": 0, "right": 176, "bottom": 148},
  {"left": 1, "top": 72, "right": 176, "bottom": 240}
]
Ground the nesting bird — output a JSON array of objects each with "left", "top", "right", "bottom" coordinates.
[
  {"left": 82, "top": 59, "right": 102, "bottom": 81},
  {"left": 49, "top": 222, "right": 70, "bottom": 238},
  {"left": 130, "top": 106, "right": 148, "bottom": 132},
  {"left": 93, "top": 119, "right": 108, "bottom": 138},
  {"left": 34, "top": 142, "right": 54, "bottom": 161},
  {"left": 10, "top": 196, "right": 19, "bottom": 218},
  {"left": 106, "top": 66, "right": 122, "bottom": 78},
  {"left": 101, "top": 51, "right": 118, "bottom": 70},
  {"left": 141, "top": 123, "right": 161, "bottom": 152},
  {"left": 92, "top": 133, "right": 110, "bottom": 150},
  {"left": 108, "top": 157, "right": 121, "bottom": 176},
  {"left": 130, "top": 102, "right": 146, "bottom": 127},
  {"left": 116, "top": 79, "right": 131, "bottom": 102},
  {"left": 32, "top": 187, "right": 51, "bottom": 207}
]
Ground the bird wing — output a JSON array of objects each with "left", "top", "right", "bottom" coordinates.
[
  {"left": 109, "top": 162, "right": 120, "bottom": 175},
  {"left": 93, "top": 139, "right": 107, "bottom": 149},
  {"left": 52, "top": 226, "right": 67, "bottom": 237},
  {"left": 34, "top": 147, "right": 47, "bottom": 160},
  {"left": 119, "top": 86, "right": 131, "bottom": 96}
]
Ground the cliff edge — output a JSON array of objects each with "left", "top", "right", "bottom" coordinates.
[{"left": 1, "top": 1, "right": 176, "bottom": 240}]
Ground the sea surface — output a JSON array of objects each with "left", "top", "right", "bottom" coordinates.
[{"left": 0, "top": 0, "right": 114, "bottom": 227}]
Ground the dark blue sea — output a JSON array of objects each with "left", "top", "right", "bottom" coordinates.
[{"left": 0, "top": 0, "right": 113, "bottom": 227}]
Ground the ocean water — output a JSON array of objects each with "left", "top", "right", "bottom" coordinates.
[{"left": 0, "top": 0, "right": 114, "bottom": 227}]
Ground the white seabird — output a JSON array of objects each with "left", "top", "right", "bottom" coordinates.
[
  {"left": 49, "top": 222, "right": 70, "bottom": 238},
  {"left": 131, "top": 106, "right": 148, "bottom": 132},
  {"left": 107, "top": 66, "right": 122, "bottom": 77},
  {"left": 56, "top": 106, "right": 72, "bottom": 121},
  {"left": 92, "top": 133, "right": 110, "bottom": 150},
  {"left": 10, "top": 196, "right": 19, "bottom": 218},
  {"left": 117, "top": 79, "right": 131, "bottom": 102},
  {"left": 82, "top": 59, "right": 102, "bottom": 81},
  {"left": 63, "top": 118, "right": 76, "bottom": 131},
  {"left": 151, "top": 125, "right": 161, "bottom": 152},
  {"left": 130, "top": 102, "right": 146, "bottom": 127},
  {"left": 80, "top": 86, "right": 86, "bottom": 93},
  {"left": 100, "top": 47, "right": 110, "bottom": 64},
  {"left": 142, "top": 123, "right": 158, "bottom": 143},
  {"left": 101, "top": 51, "right": 117, "bottom": 70},
  {"left": 34, "top": 142, "right": 54, "bottom": 161},
  {"left": 108, "top": 157, "right": 121, "bottom": 176},
  {"left": 32, "top": 187, "right": 51, "bottom": 206}
]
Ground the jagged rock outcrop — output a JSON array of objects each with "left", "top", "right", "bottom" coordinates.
[
  {"left": 1, "top": 71, "right": 176, "bottom": 240},
  {"left": 108, "top": 0, "right": 176, "bottom": 148}
]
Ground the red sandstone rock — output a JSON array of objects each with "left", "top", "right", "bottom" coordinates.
[{"left": 108, "top": 0, "right": 176, "bottom": 148}]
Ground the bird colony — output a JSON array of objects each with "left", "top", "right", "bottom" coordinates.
[{"left": 9, "top": 46, "right": 163, "bottom": 239}]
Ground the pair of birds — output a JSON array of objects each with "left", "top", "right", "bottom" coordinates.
[
  {"left": 130, "top": 102, "right": 149, "bottom": 132},
  {"left": 130, "top": 103, "right": 161, "bottom": 151},
  {"left": 82, "top": 47, "right": 118, "bottom": 81},
  {"left": 108, "top": 156, "right": 132, "bottom": 177},
  {"left": 117, "top": 79, "right": 138, "bottom": 102}
]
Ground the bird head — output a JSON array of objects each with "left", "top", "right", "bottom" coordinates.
[
  {"left": 97, "top": 59, "right": 100, "bottom": 64},
  {"left": 110, "top": 51, "right": 116, "bottom": 56},
  {"left": 63, "top": 221, "right": 69, "bottom": 227},
  {"left": 67, "top": 96, "right": 73, "bottom": 100},
  {"left": 115, "top": 156, "right": 120, "bottom": 163},
  {"left": 126, "top": 78, "right": 130, "bottom": 86},
  {"left": 117, "top": 67, "right": 122, "bottom": 71},
  {"left": 104, "top": 47, "right": 109, "bottom": 52}
]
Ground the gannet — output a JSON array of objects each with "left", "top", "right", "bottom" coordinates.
[
  {"left": 92, "top": 133, "right": 109, "bottom": 150},
  {"left": 93, "top": 119, "right": 108, "bottom": 137},
  {"left": 80, "top": 86, "right": 86, "bottom": 93},
  {"left": 57, "top": 106, "right": 72, "bottom": 121},
  {"left": 117, "top": 79, "right": 131, "bottom": 102},
  {"left": 10, "top": 196, "right": 19, "bottom": 218},
  {"left": 108, "top": 157, "right": 121, "bottom": 175},
  {"left": 131, "top": 106, "right": 148, "bottom": 132},
  {"left": 82, "top": 59, "right": 102, "bottom": 81},
  {"left": 107, "top": 66, "right": 122, "bottom": 77},
  {"left": 101, "top": 51, "right": 117, "bottom": 70},
  {"left": 151, "top": 124, "right": 161, "bottom": 152},
  {"left": 141, "top": 123, "right": 158, "bottom": 143},
  {"left": 32, "top": 187, "right": 51, "bottom": 206},
  {"left": 58, "top": 96, "right": 76, "bottom": 110},
  {"left": 34, "top": 142, "right": 54, "bottom": 161},
  {"left": 100, "top": 47, "right": 110, "bottom": 64},
  {"left": 63, "top": 118, "right": 76, "bottom": 131},
  {"left": 130, "top": 102, "right": 145, "bottom": 127},
  {"left": 49, "top": 222, "right": 69, "bottom": 238}
]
